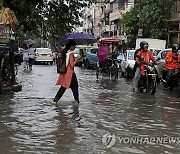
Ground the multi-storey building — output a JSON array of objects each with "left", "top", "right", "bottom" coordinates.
[
  {"left": 92, "top": 0, "right": 135, "bottom": 39},
  {"left": 109, "top": 0, "right": 135, "bottom": 39},
  {"left": 76, "top": 0, "right": 136, "bottom": 40},
  {"left": 82, "top": 4, "right": 94, "bottom": 34},
  {"left": 167, "top": 0, "right": 180, "bottom": 46}
]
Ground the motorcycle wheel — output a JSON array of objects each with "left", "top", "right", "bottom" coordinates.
[{"left": 149, "top": 79, "right": 156, "bottom": 95}]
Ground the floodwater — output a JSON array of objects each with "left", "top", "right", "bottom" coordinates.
[{"left": 0, "top": 65, "right": 179, "bottom": 154}]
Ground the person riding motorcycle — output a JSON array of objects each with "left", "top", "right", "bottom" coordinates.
[
  {"left": 132, "top": 41, "right": 145, "bottom": 92},
  {"left": 136, "top": 41, "right": 156, "bottom": 88},
  {"left": 164, "top": 44, "right": 180, "bottom": 90},
  {"left": 136, "top": 41, "right": 156, "bottom": 75}
]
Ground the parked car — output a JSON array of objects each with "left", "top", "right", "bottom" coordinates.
[
  {"left": 34, "top": 48, "right": 53, "bottom": 65},
  {"left": 84, "top": 47, "right": 98, "bottom": 68},
  {"left": 150, "top": 48, "right": 162, "bottom": 59},
  {"left": 72, "top": 48, "right": 80, "bottom": 58},
  {"left": 121, "top": 50, "right": 136, "bottom": 79},
  {"left": 72, "top": 48, "right": 83, "bottom": 66},
  {"left": 117, "top": 53, "right": 125, "bottom": 64},
  {"left": 156, "top": 49, "right": 171, "bottom": 79}
]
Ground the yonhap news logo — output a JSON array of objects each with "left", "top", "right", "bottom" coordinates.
[
  {"left": 102, "top": 134, "right": 180, "bottom": 148},
  {"left": 102, "top": 133, "right": 116, "bottom": 148}
]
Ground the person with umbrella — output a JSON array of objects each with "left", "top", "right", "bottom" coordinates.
[
  {"left": 53, "top": 40, "right": 82, "bottom": 103},
  {"left": 27, "top": 43, "right": 35, "bottom": 70}
]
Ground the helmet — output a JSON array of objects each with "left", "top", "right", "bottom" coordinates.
[
  {"left": 140, "top": 41, "right": 149, "bottom": 50},
  {"left": 172, "top": 44, "right": 179, "bottom": 52}
]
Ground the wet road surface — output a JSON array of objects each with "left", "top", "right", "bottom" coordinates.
[{"left": 0, "top": 64, "right": 179, "bottom": 154}]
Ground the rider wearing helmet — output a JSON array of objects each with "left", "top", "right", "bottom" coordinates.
[
  {"left": 136, "top": 41, "right": 156, "bottom": 76},
  {"left": 165, "top": 44, "right": 180, "bottom": 89}
]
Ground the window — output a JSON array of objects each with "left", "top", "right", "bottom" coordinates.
[
  {"left": 114, "top": 30, "right": 117, "bottom": 36},
  {"left": 128, "top": 51, "right": 135, "bottom": 60},
  {"left": 112, "top": 0, "right": 118, "bottom": 12},
  {"left": 119, "top": 0, "right": 125, "bottom": 10},
  {"left": 174, "top": 1, "right": 180, "bottom": 13},
  {"left": 91, "top": 48, "right": 98, "bottom": 54}
]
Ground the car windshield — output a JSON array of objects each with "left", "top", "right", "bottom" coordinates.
[
  {"left": 155, "top": 49, "right": 162, "bottom": 55},
  {"left": 36, "top": 48, "right": 51, "bottom": 54},
  {"left": 128, "top": 51, "right": 135, "bottom": 60},
  {"left": 91, "top": 48, "right": 98, "bottom": 54},
  {"left": 161, "top": 50, "right": 171, "bottom": 59},
  {"left": 117, "top": 53, "right": 124, "bottom": 59},
  {"left": 73, "top": 48, "right": 79, "bottom": 54}
]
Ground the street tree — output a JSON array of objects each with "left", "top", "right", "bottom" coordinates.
[
  {"left": 122, "top": 0, "right": 175, "bottom": 47},
  {"left": 4, "top": 0, "right": 95, "bottom": 40}
]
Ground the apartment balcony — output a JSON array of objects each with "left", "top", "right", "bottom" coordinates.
[
  {"left": 110, "top": 10, "right": 120, "bottom": 22},
  {"left": 110, "top": 10, "right": 126, "bottom": 22},
  {"left": 171, "top": 13, "right": 180, "bottom": 20}
]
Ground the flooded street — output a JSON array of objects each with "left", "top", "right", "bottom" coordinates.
[{"left": 0, "top": 65, "right": 179, "bottom": 154}]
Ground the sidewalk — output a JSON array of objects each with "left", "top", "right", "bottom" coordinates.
[{"left": 0, "top": 84, "right": 22, "bottom": 94}]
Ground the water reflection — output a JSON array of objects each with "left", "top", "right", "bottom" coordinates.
[
  {"left": 0, "top": 92, "right": 15, "bottom": 153},
  {"left": 69, "top": 104, "right": 80, "bottom": 120},
  {"left": 0, "top": 65, "right": 179, "bottom": 154},
  {"left": 54, "top": 104, "right": 79, "bottom": 153}
]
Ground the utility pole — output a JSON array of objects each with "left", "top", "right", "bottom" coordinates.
[{"left": 138, "top": 0, "right": 143, "bottom": 38}]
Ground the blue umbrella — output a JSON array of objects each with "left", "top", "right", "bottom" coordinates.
[{"left": 59, "top": 32, "right": 97, "bottom": 45}]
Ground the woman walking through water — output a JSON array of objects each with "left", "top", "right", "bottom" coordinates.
[{"left": 53, "top": 40, "right": 81, "bottom": 103}]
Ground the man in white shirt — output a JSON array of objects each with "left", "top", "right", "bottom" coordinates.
[{"left": 27, "top": 44, "right": 35, "bottom": 70}]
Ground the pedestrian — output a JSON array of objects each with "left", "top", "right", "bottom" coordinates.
[
  {"left": 27, "top": 44, "right": 35, "bottom": 70},
  {"left": 53, "top": 40, "right": 82, "bottom": 103},
  {"left": 22, "top": 44, "right": 29, "bottom": 70}
]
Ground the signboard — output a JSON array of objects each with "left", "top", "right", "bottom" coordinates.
[
  {"left": 138, "top": 29, "right": 143, "bottom": 37},
  {"left": 0, "top": 43, "right": 18, "bottom": 52}
]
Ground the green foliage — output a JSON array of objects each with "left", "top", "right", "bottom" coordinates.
[
  {"left": 4, "top": 0, "right": 95, "bottom": 41},
  {"left": 122, "top": 0, "right": 175, "bottom": 47}
]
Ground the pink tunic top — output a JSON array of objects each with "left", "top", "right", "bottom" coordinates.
[{"left": 56, "top": 53, "right": 75, "bottom": 88}]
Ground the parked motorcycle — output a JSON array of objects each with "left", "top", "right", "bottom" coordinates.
[{"left": 138, "top": 63, "right": 157, "bottom": 95}]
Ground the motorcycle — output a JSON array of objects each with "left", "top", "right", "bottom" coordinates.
[
  {"left": 161, "top": 68, "right": 180, "bottom": 91},
  {"left": 138, "top": 63, "right": 157, "bottom": 95}
]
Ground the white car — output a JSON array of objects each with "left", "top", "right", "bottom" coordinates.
[
  {"left": 72, "top": 48, "right": 80, "bottom": 58},
  {"left": 121, "top": 50, "right": 136, "bottom": 78},
  {"left": 72, "top": 47, "right": 83, "bottom": 66},
  {"left": 34, "top": 48, "right": 53, "bottom": 65}
]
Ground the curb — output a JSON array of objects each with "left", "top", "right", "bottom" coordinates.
[{"left": 0, "top": 84, "right": 22, "bottom": 94}]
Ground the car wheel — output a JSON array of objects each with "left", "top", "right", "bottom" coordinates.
[
  {"left": 50, "top": 61, "right": 53, "bottom": 65},
  {"left": 86, "top": 60, "right": 90, "bottom": 69}
]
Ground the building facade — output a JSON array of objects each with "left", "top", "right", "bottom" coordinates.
[
  {"left": 93, "top": 0, "right": 135, "bottom": 40},
  {"left": 167, "top": 0, "right": 180, "bottom": 46}
]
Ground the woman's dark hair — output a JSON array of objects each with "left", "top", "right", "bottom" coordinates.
[{"left": 62, "top": 40, "right": 76, "bottom": 61}]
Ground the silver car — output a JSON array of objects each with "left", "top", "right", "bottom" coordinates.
[{"left": 34, "top": 48, "right": 53, "bottom": 65}]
